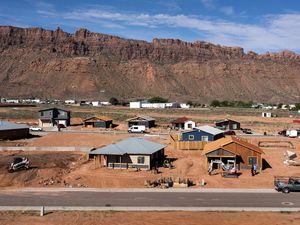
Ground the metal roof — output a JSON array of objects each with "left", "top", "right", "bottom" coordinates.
[
  {"left": 203, "top": 136, "right": 264, "bottom": 155},
  {"left": 89, "top": 137, "right": 166, "bottom": 155},
  {"left": 171, "top": 117, "right": 191, "bottom": 124},
  {"left": 84, "top": 116, "right": 113, "bottom": 122},
  {"left": 195, "top": 125, "right": 224, "bottom": 135},
  {"left": 0, "top": 121, "right": 29, "bottom": 131},
  {"left": 126, "top": 115, "right": 155, "bottom": 122},
  {"left": 38, "top": 107, "right": 70, "bottom": 112},
  {"left": 215, "top": 119, "right": 240, "bottom": 124}
]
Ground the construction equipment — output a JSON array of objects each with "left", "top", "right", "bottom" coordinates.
[
  {"left": 163, "top": 159, "right": 174, "bottom": 169},
  {"left": 8, "top": 157, "right": 30, "bottom": 172},
  {"left": 208, "top": 159, "right": 238, "bottom": 177}
]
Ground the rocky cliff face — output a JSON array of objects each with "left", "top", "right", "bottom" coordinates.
[{"left": 0, "top": 26, "right": 299, "bottom": 103}]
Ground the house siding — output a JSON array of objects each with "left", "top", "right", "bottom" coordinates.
[
  {"left": 0, "top": 128, "right": 29, "bottom": 140},
  {"left": 181, "top": 130, "right": 223, "bottom": 141},
  {"left": 39, "top": 108, "right": 70, "bottom": 127}
]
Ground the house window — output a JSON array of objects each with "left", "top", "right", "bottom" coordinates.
[
  {"left": 137, "top": 156, "right": 145, "bottom": 164},
  {"left": 201, "top": 136, "right": 209, "bottom": 141},
  {"left": 187, "top": 123, "right": 192, "bottom": 129},
  {"left": 188, "top": 135, "right": 194, "bottom": 140},
  {"left": 41, "top": 112, "right": 44, "bottom": 116},
  {"left": 248, "top": 156, "right": 257, "bottom": 165}
]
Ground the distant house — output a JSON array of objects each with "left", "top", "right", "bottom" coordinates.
[
  {"left": 181, "top": 125, "right": 224, "bottom": 142},
  {"left": 126, "top": 115, "right": 156, "bottom": 128},
  {"left": 0, "top": 121, "right": 29, "bottom": 140},
  {"left": 89, "top": 137, "right": 166, "bottom": 170},
  {"left": 215, "top": 119, "right": 240, "bottom": 130},
  {"left": 171, "top": 117, "right": 195, "bottom": 130},
  {"left": 203, "top": 136, "right": 264, "bottom": 170},
  {"left": 38, "top": 108, "right": 71, "bottom": 127},
  {"left": 83, "top": 116, "right": 113, "bottom": 128},
  {"left": 262, "top": 112, "right": 273, "bottom": 118}
]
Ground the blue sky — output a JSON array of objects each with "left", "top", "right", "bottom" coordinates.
[{"left": 1, "top": 0, "right": 300, "bottom": 53}]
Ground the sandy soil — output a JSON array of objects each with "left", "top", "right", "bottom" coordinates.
[
  {"left": 27, "top": 133, "right": 133, "bottom": 148},
  {"left": 0, "top": 211, "right": 300, "bottom": 225}
]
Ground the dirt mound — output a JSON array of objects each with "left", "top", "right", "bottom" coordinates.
[{"left": 0, "top": 151, "right": 85, "bottom": 187}]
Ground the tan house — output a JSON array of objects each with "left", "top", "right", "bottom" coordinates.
[
  {"left": 203, "top": 136, "right": 264, "bottom": 170},
  {"left": 89, "top": 137, "right": 166, "bottom": 170}
]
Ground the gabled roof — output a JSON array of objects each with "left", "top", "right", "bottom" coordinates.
[
  {"left": 0, "top": 121, "right": 29, "bottom": 131},
  {"left": 195, "top": 125, "right": 224, "bottom": 135},
  {"left": 215, "top": 119, "right": 240, "bottom": 124},
  {"left": 203, "top": 136, "right": 264, "bottom": 155},
  {"left": 38, "top": 107, "right": 70, "bottom": 113},
  {"left": 84, "top": 116, "right": 113, "bottom": 122},
  {"left": 89, "top": 137, "right": 166, "bottom": 155},
  {"left": 171, "top": 117, "right": 191, "bottom": 124},
  {"left": 126, "top": 115, "right": 155, "bottom": 122}
]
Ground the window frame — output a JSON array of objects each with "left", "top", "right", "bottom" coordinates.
[
  {"left": 201, "top": 136, "right": 209, "bottom": 141},
  {"left": 188, "top": 135, "right": 195, "bottom": 140},
  {"left": 248, "top": 156, "right": 257, "bottom": 166},
  {"left": 137, "top": 156, "right": 145, "bottom": 164}
]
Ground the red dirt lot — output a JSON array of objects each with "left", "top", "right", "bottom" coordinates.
[
  {"left": 1, "top": 135, "right": 300, "bottom": 189},
  {"left": 0, "top": 211, "right": 300, "bottom": 225}
]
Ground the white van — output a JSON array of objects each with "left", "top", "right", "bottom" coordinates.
[
  {"left": 287, "top": 130, "right": 299, "bottom": 138},
  {"left": 128, "top": 125, "right": 146, "bottom": 133}
]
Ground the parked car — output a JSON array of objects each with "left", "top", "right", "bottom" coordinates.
[
  {"left": 224, "top": 130, "right": 236, "bottom": 136},
  {"left": 29, "top": 126, "right": 43, "bottom": 131},
  {"left": 274, "top": 176, "right": 300, "bottom": 193},
  {"left": 278, "top": 130, "right": 287, "bottom": 136},
  {"left": 8, "top": 157, "right": 30, "bottom": 172},
  {"left": 128, "top": 125, "right": 146, "bottom": 133},
  {"left": 241, "top": 128, "right": 252, "bottom": 134}
]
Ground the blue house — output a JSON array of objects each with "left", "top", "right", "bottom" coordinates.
[{"left": 181, "top": 125, "right": 224, "bottom": 142}]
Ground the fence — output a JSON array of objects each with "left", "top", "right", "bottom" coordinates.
[
  {"left": 107, "top": 163, "right": 149, "bottom": 170},
  {"left": 169, "top": 133, "right": 207, "bottom": 150}
]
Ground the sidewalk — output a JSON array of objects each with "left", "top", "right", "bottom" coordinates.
[{"left": 0, "top": 187, "right": 277, "bottom": 193}]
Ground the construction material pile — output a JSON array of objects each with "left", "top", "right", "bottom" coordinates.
[{"left": 144, "top": 177, "right": 193, "bottom": 188}]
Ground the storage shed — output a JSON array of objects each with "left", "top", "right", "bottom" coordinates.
[
  {"left": 89, "top": 137, "right": 166, "bottom": 170},
  {"left": 203, "top": 136, "right": 264, "bottom": 170},
  {"left": 181, "top": 125, "right": 224, "bottom": 142},
  {"left": 215, "top": 119, "right": 240, "bottom": 130},
  {"left": 0, "top": 121, "right": 29, "bottom": 140},
  {"left": 83, "top": 116, "right": 113, "bottom": 128},
  {"left": 126, "top": 115, "right": 156, "bottom": 128}
]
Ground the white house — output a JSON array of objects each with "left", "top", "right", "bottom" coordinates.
[
  {"left": 262, "top": 112, "right": 273, "bottom": 118},
  {"left": 130, "top": 102, "right": 142, "bottom": 108}
]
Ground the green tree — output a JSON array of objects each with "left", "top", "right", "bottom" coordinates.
[
  {"left": 148, "top": 96, "right": 168, "bottom": 103},
  {"left": 109, "top": 97, "right": 119, "bottom": 105},
  {"left": 210, "top": 100, "right": 220, "bottom": 107}
]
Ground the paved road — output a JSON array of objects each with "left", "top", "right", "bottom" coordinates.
[{"left": 0, "top": 191, "right": 299, "bottom": 208}]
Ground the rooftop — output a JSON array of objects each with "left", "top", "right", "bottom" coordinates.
[
  {"left": 195, "top": 125, "right": 224, "bottom": 135},
  {"left": 203, "top": 136, "right": 264, "bottom": 155},
  {"left": 171, "top": 116, "right": 191, "bottom": 124},
  {"left": 84, "top": 116, "right": 113, "bottom": 122},
  {"left": 126, "top": 115, "right": 155, "bottom": 122},
  {"left": 89, "top": 137, "right": 166, "bottom": 155},
  {"left": 0, "top": 121, "right": 29, "bottom": 131}
]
